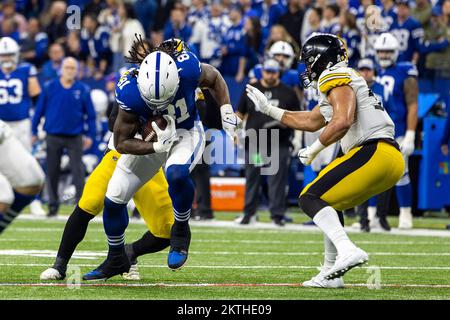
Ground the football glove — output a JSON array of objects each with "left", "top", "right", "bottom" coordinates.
[
  {"left": 220, "top": 104, "right": 242, "bottom": 140},
  {"left": 152, "top": 115, "right": 178, "bottom": 153},
  {"left": 399, "top": 130, "right": 415, "bottom": 157},
  {"left": 245, "top": 84, "right": 285, "bottom": 121},
  {"left": 298, "top": 140, "right": 326, "bottom": 166}
]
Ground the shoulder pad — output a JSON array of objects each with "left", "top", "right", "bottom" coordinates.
[
  {"left": 318, "top": 66, "right": 352, "bottom": 94},
  {"left": 398, "top": 62, "right": 418, "bottom": 77}
]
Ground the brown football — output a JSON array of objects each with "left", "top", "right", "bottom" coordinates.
[{"left": 141, "top": 115, "right": 168, "bottom": 142}]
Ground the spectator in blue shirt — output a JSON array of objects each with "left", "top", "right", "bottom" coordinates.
[
  {"left": 32, "top": 57, "right": 96, "bottom": 217},
  {"left": 220, "top": 6, "right": 247, "bottom": 82},
  {"left": 40, "top": 43, "right": 65, "bottom": 83},
  {"left": 255, "top": 0, "right": 287, "bottom": 43},
  {"left": 164, "top": 8, "right": 193, "bottom": 42}
]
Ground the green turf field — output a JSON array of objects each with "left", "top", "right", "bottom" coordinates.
[{"left": 0, "top": 211, "right": 449, "bottom": 300}]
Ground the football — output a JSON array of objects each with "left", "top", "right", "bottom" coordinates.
[{"left": 141, "top": 115, "right": 168, "bottom": 142}]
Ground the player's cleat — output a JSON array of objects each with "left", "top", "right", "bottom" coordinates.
[
  {"left": 83, "top": 249, "right": 131, "bottom": 281},
  {"left": 324, "top": 247, "right": 369, "bottom": 280},
  {"left": 168, "top": 249, "right": 188, "bottom": 270},
  {"left": 122, "top": 244, "right": 140, "bottom": 280},
  {"left": 40, "top": 267, "right": 65, "bottom": 280},
  {"left": 282, "top": 214, "right": 293, "bottom": 223},
  {"left": 168, "top": 222, "right": 191, "bottom": 270},
  {"left": 303, "top": 267, "right": 345, "bottom": 288},
  {"left": 122, "top": 263, "right": 141, "bottom": 280}
]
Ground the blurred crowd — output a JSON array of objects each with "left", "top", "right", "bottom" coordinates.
[{"left": 1, "top": 0, "right": 449, "bottom": 84}]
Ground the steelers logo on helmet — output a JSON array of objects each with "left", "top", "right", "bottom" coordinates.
[
  {"left": 137, "top": 51, "right": 180, "bottom": 111},
  {"left": 299, "top": 33, "right": 348, "bottom": 88}
]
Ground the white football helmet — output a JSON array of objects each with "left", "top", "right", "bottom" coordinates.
[
  {"left": 268, "top": 41, "right": 295, "bottom": 71},
  {"left": 137, "top": 51, "right": 179, "bottom": 111},
  {"left": 373, "top": 32, "right": 399, "bottom": 68},
  {"left": 90, "top": 89, "right": 109, "bottom": 117},
  {"left": 0, "top": 37, "right": 20, "bottom": 69}
]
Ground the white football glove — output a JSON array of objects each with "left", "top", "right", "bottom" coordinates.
[
  {"left": 298, "top": 140, "right": 326, "bottom": 166},
  {"left": 245, "top": 84, "right": 285, "bottom": 121},
  {"left": 152, "top": 115, "right": 178, "bottom": 153},
  {"left": 399, "top": 130, "right": 415, "bottom": 157},
  {"left": 220, "top": 104, "right": 242, "bottom": 139}
]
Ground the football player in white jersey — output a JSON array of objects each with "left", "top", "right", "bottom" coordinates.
[
  {"left": 246, "top": 33, "right": 404, "bottom": 287},
  {"left": 0, "top": 120, "right": 45, "bottom": 234}
]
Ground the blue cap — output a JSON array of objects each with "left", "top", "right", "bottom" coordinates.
[{"left": 263, "top": 59, "right": 280, "bottom": 72}]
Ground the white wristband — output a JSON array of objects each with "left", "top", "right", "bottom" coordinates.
[
  {"left": 220, "top": 104, "right": 233, "bottom": 114},
  {"left": 404, "top": 130, "right": 415, "bottom": 143},
  {"left": 268, "top": 106, "right": 285, "bottom": 122},
  {"left": 310, "top": 139, "right": 326, "bottom": 155}
]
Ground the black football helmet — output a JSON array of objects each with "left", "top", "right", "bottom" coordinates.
[
  {"left": 299, "top": 33, "right": 348, "bottom": 87},
  {"left": 155, "top": 38, "right": 190, "bottom": 58}
]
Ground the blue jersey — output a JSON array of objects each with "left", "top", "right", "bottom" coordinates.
[
  {"left": 220, "top": 22, "right": 246, "bottom": 76},
  {"left": 390, "top": 17, "right": 423, "bottom": 62},
  {"left": 80, "top": 25, "right": 112, "bottom": 66},
  {"left": 0, "top": 63, "right": 38, "bottom": 121},
  {"left": 249, "top": 65, "right": 300, "bottom": 88},
  {"left": 376, "top": 62, "right": 418, "bottom": 138},
  {"left": 115, "top": 51, "right": 202, "bottom": 130}
]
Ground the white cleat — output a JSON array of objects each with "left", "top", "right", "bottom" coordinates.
[
  {"left": 303, "top": 267, "right": 344, "bottom": 288},
  {"left": 398, "top": 210, "right": 413, "bottom": 229},
  {"left": 323, "top": 247, "right": 369, "bottom": 280},
  {"left": 122, "top": 264, "right": 140, "bottom": 281},
  {"left": 40, "top": 267, "right": 65, "bottom": 280}
]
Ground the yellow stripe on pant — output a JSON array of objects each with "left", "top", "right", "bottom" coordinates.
[
  {"left": 300, "top": 141, "right": 404, "bottom": 211},
  {"left": 78, "top": 150, "right": 173, "bottom": 239}
]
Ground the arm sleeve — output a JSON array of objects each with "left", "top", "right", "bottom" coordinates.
[{"left": 31, "top": 86, "right": 46, "bottom": 135}]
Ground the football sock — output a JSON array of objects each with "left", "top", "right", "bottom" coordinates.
[
  {"left": 323, "top": 235, "right": 337, "bottom": 268},
  {"left": 313, "top": 206, "right": 356, "bottom": 254},
  {"left": 54, "top": 205, "right": 95, "bottom": 271},
  {"left": 130, "top": 231, "right": 170, "bottom": 261},
  {"left": 323, "top": 212, "right": 344, "bottom": 268},
  {"left": 166, "top": 165, "right": 194, "bottom": 222},
  {"left": 103, "top": 198, "right": 129, "bottom": 250},
  {"left": 396, "top": 183, "right": 412, "bottom": 207},
  {"left": 0, "top": 192, "right": 34, "bottom": 234}
]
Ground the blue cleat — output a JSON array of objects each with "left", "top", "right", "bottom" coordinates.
[
  {"left": 82, "top": 249, "right": 131, "bottom": 281},
  {"left": 168, "top": 249, "right": 188, "bottom": 271},
  {"left": 168, "top": 221, "right": 191, "bottom": 270}
]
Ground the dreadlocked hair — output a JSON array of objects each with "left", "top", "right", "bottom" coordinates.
[{"left": 125, "top": 33, "right": 153, "bottom": 64}]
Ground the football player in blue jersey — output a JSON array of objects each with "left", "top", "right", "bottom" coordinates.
[
  {"left": 83, "top": 38, "right": 241, "bottom": 280},
  {"left": 390, "top": 0, "right": 448, "bottom": 64},
  {"left": 0, "top": 36, "right": 45, "bottom": 216},
  {"left": 372, "top": 32, "right": 418, "bottom": 229},
  {"left": 0, "top": 37, "right": 41, "bottom": 151}
]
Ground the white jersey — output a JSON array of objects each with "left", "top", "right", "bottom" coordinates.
[{"left": 317, "top": 63, "right": 395, "bottom": 154}]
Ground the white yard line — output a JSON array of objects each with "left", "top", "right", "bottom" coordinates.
[
  {"left": 2, "top": 238, "right": 450, "bottom": 245},
  {"left": 0, "top": 282, "right": 449, "bottom": 289},
  {"left": 1, "top": 262, "right": 449, "bottom": 270},
  {"left": 1, "top": 249, "right": 449, "bottom": 259},
  {"left": 15, "top": 215, "right": 450, "bottom": 238}
]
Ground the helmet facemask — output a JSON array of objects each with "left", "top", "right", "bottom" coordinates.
[{"left": 375, "top": 50, "right": 398, "bottom": 68}]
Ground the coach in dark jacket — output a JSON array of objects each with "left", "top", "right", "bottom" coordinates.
[
  {"left": 32, "top": 57, "right": 96, "bottom": 217},
  {"left": 236, "top": 59, "right": 300, "bottom": 226}
]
